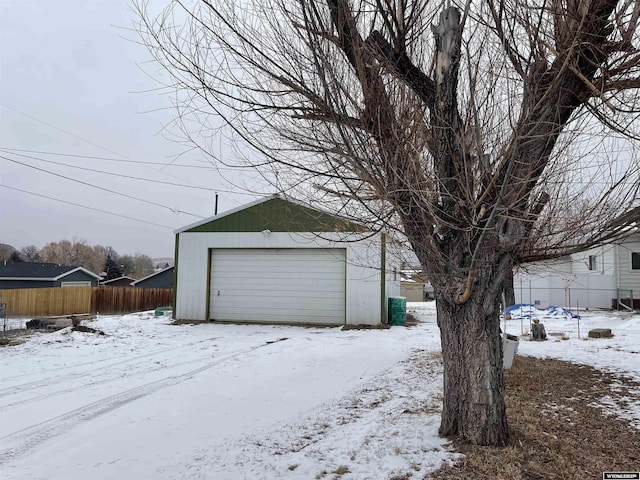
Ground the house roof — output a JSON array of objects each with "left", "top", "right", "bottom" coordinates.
[
  {"left": 130, "top": 266, "right": 174, "bottom": 286},
  {"left": 100, "top": 275, "right": 137, "bottom": 285},
  {"left": 175, "top": 194, "right": 370, "bottom": 234},
  {"left": 0, "top": 262, "right": 102, "bottom": 281}
]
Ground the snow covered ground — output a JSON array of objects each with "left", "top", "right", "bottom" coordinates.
[{"left": 1, "top": 303, "right": 639, "bottom": 479}]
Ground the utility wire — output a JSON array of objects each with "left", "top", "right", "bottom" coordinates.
[
  {"left": 0, "top": 184, "right": 174, "bottom": 229},
  {"left": 0, "top": 103, "right": 222, "bottom": 191},
  {"left": 0, "top": 105, "right": 261, "bottom": 198},
  {"left": 0, "top": 147, "right": 239, "bottom": 170},
  {"left": 1, "top": 150, "right": 218, "bottom": 191},
  {"left": 0, "top": 148, "right": 261, "bottom": 196},
  {"left": 0, "top": 103, "right": 131, "bottom": 159},
  {"left": 0, "top": 154, "right": 205, "bottom": 218}
]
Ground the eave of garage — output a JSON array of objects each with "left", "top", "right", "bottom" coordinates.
[{"left": 175, "top": 195, "right": 369, "bottom": 234}]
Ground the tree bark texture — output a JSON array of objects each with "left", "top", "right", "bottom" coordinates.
[
  {"left": 404, "top": 7, "right": 511, "bottom": 445},
  {"left": 503, "top": 268, "right": 516, "bottom": 309},
  {"left": 432, "top": 252, "right": 511, "bottom": 445}
]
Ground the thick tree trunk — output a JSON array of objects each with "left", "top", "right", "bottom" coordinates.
[
  {"left": 503, "top": 268, "right": 516, "bottom": 308},
  {"left": 433, "top": 263, "right": 510, "bottom": 446}
]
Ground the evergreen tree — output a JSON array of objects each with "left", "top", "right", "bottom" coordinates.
[
  {"left": 8, "top": 251, "right": 24, "bottom": 262},
  {"left": 104, "top": 255, "right": 123, "bottom": 280}
]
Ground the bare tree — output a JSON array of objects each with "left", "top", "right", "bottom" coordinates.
[
  {"left": 136, "top": 0, "right": 640, "bottom": 445},
  {"left": 119, "top": 253, "right": 155, "bottom": 278},
  {"left": 119, "top": 254, "right": 135, "bottom": 277},
  {"left": 132, "top": 253, "right": 155, "bottom": 279},
  {"left": 40, "top": 239, "right": 104, "bottom": 275},
  {"left": 20, "top": 245, "right": 41, "bottom": 262},
  {"left": 0, "top": 244, "right": 17, "bottom": 262}
]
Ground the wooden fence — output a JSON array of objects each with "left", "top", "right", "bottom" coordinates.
[
  {"left": 0, "top": 287, "right": 173, "bottom": 317},
  {"left": 92, "top": 287, "right": 173, "bottom": 315}
]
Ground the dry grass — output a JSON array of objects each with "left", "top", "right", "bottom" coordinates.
[{"left": 429, "top": 356, "right": 640, "bottom": 479}]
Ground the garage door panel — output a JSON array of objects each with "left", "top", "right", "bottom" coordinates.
[
  {"left": 211, "top": 260, "right": 344, "bottom": 272},
  {"left": 213, "top": 290, "right": 344, "bottom": 300},
  {"left": 211, "top": 294, "right": 344, "bottom": 306},
  {"left": 209, "top": 248, "right": 345, "bottom": 324},
  {"left": 212, "top": 279, "right": 344, "bottom": 293},
  {"left": 209, "top": 311, "right": 343, "bottom": 323},
  {"left": 210, "top": 295, "right": 344, "bottom": 310}
]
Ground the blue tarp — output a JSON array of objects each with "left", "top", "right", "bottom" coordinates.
[{"left": 504, "top": 304, "right": 580, "bottom": 319}]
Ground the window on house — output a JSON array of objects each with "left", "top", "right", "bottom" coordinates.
[
  {"left": 60, "top": 281, "right": 92, "bottom": 287},
  {"left": 588, "top": 255, "right": 597, "bottom": 271},
  {"left": 632, "top": 252, "right": 640, "bottom": 270}
]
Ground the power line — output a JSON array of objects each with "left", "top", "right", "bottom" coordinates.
[
  {"left": 0, "top": 149, "right": 218, "bottom": 191},
  {"left": 0, "top": 184, "right": 175, "bottom": 229},
  {"left": 0, "top": 103, "right": 226, "bottom": 192},
  {"left": 0, "top": 104, "right": 261, "bottom": 197},
  {"left": 0, "top": 147, "right": 224, "bottom": 169},
  {"left": 0, "top": 154, "right": 205, "bottom": 218},
  {"left": 0, "top": 148, "right": 262, "bottom": 196},
  {"left": 0, "top": 103, "right": 131, "bottom": 159}
]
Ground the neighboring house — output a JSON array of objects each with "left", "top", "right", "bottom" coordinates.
[
  {"left": 514, "top": 231, "right": 640, "bottom": 309},
  {"left": 174, "top": 194, "right": 400, "bottom": 325},
  {"left": 400, "top": 269, "right": 434, "bottom": 302},
  {"left": 100, "top": 276, "right": 137, "bottom": 287},
  {"left": 400, "top": 278, "right": 424, "bottom": 302},
  {"left": 0, "top": 262, "right": 102, "bottom": 290},
  {"left": 131, "top": 266, "right": 174, "bottom": 289}
]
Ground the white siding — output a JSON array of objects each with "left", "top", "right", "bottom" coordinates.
[
  {"left": 615, "top": 234, "right": 640, "bottom": 295},
  {"left": 570, "top": 244, "right": 616, "bottom": 276},
  {"left": 175, "top": 232, "right": 394, "bottom": 325},
  {"left": 514, "top": 234, "right": 640, "bottom": 309},
  {"left": 514, "top": 257, "right": 614, "bottom": 309},
  {"left": 514, "top": 272, "right": 614, "bottom": 309}
]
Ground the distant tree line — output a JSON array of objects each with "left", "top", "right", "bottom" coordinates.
[{"left": 0, "top": 240, "right": 156, "bottom": 279}]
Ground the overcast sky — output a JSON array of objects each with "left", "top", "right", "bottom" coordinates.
[{"left": 0, "top": 0, "right": 266, "bottom": 258}]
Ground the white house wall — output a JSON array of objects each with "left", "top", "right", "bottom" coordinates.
[
  {"left": 570, "top": 244, "right": 616, "bottom": 276},
  {"left": 384, "top": 238, "right": 402, "bottom": 301},
  {"left": 615, "top": 234, "right": 640, "bottom": 295},
  {"left": 176, "top": 232, "right": 391, "bottom": 324},
  {"left": 514, "top": 272, "right": 570, "bottom": 307},
  {"left": 514, "top": 271, "right": 615, "bottom": 309},
  {"left": 514, "top": 233, "right": 640, "bottom": 309},
  {"left": 569, "top": 235, "right": 640, "bottom": 302},
  {"left": 514, "top": 258, "right": 614, "bottom": 309}
]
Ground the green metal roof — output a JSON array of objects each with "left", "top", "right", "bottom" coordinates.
[{"left": 180, "top": 197, "right": 368, "bottom": 233}]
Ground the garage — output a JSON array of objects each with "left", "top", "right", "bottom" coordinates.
[
  {"left": 209, "top": 248, "right": 346, "bottom": 324},
  {"left": 173, "top": 194, "right": 400, "bottom": 325}
]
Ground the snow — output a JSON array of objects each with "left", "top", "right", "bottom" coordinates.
[
  {"left": 1, "top": 303, "right": 639, "bottom": 479},
  {"left": 501, "top": 309, "right": 640, "bottom": 379},
  {"left": 501, "top": 307, "right": 640, "bottom": 429},
  {"left": 0, "top": 308, "right": 457, "bottom": 480}
]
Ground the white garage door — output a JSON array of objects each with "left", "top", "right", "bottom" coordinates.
[{"left": 209, "top": 248, "right": 346, "bottom": 324}]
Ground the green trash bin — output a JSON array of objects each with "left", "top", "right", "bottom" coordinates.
[
  {"left": 154, "top": 306, "right": 173, "bottom": 317},
  {"left": 388, "top": 297, "right": 407, "bottom": 326}
]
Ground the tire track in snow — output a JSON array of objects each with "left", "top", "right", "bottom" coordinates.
[
  {"left": 0, "top": 351, "right": 222, "bottom": 411},
  {"left": 0, "top": 336, "right": 221, "bottom": 394},
  {"left": 0, "top": 338, "right": 288, "bottom": 464}
]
